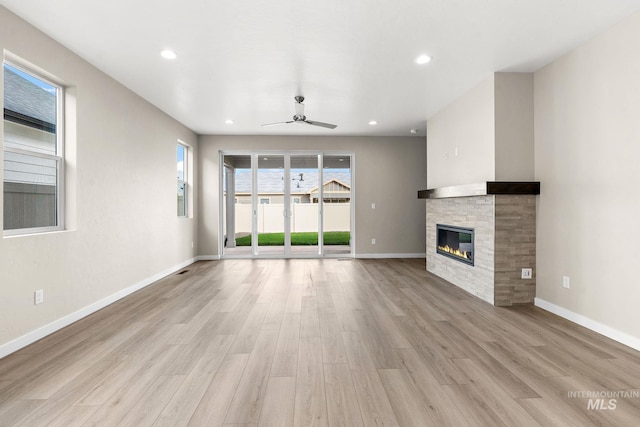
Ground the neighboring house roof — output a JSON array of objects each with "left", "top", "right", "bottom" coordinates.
[
  {"left": 3, "top": 66, "right": 58, "bottom": 186},
  {"left": 3, "top": 66, "right": 56, "bottom": 129},
  {"left": 233, "top": 169, "right": 351, "bottom": 195},
  {"left": 309, "top": 178, "right": 351, "bottom": 194}
]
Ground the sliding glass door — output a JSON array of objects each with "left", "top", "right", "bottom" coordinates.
[
  {"left": 222, "top": 154, "right": 252, "bottom": 256},
  {"left": 290, "top": 154, "right": 321, "bottom": 256},
  {"left": 322, "top": 155, "right": 352, "bottom": 255},
  {"left": 256, "top": 155, "right": 285, "bottom": 256},
  {"left": 221, "top": 151, "right": 353, "bottom": 258}
]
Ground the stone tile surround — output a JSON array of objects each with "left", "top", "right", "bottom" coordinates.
[
  {"left": 426, "top": 194, "right": 536, "bottom": 306},
  {"left": 427, "top": 196, "right": 495, "bottom": 304}
]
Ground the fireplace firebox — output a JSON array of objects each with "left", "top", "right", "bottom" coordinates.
[{"left": 436, "top": 224, "right": 474, "bottom": 266}]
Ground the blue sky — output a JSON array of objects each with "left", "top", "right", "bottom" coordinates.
[
  {"left": 177, "top": 145, "right": 185, "bottom": 180},
  {"left": 4, "top": 63, "right": 56, "bottom": 94}
]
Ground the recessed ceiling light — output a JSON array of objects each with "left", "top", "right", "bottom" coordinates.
[
  {"left": 415, "top": 54, "right": 431, "bottom": 65},
  {"left": 225, "top": 119, "right": 234, "bottom": 125},
  {"left": 410, "top": 129, "right": 418, "bottom": 134},
  {"left": 160, "top": 49, "right": 177, "bottom": 60},
  {"left": 368, "top": 120, "right": 377, "bottom": 125}
]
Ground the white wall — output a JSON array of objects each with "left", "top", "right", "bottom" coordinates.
[
  {"left": 534, "top": 11, "right": 640, "bottom": 343},
  {"left": 427, "top": 73, "right": 535, "bottom": 189},
  {"left": 426, "top": 75, "right": 495, "bottom": 188},
  {"left": 0, "top": 7, "right": 198, "bottom": 355},
  {"left": 199, "top": 135, "right": 426, "bottom": 257}
]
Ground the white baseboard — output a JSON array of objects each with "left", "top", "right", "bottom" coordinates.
[
  {"left": 535, "top": 298, "right": 640, "bottom": 352},
  {"left": 0, "top": 257, "right": 197, "bottom": 359},
  {"left": 196, "top": 255, "right": 221, "bottom": 261},
  {"left": 199, "top": 254, "right": 424, "bottom": 260},
  {"left": 355, "top": 253, "right": 425, "bottom": 259}
]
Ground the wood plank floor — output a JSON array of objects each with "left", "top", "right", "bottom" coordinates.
[{"left": 1, "top": 258, "right": 640, "bottom": 426}]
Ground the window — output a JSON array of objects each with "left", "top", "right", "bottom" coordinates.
[
  {"left": 259, "top": 197, "right": 270, "bottom": 204},
  {"left": 177, "top": 143, "right": 187, "bottom": 217},
  {"left": 3, "top": 62, "right": 63, "bottom": 234}
]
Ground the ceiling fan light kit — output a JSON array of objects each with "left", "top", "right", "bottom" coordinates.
[{"left": 261, "top": 96, "right": 337, "bottom": 129}]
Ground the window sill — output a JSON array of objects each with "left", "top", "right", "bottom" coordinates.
[{"left": 3, "top": 228, "right": 71, "bottom": 239}]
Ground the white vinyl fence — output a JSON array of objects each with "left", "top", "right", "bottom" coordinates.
[{"left": 234, "top": 203, "right": 350, "bottom": 233}]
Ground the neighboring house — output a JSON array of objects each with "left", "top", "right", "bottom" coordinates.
[
  {"left": 309, "top": 178, "right": 350, "bottom": 203},
  {"left": 232, "top": 169, "right": 351, "bottom": 204},
  {"left": 3, "top": 65, "right": 58, "bottom": 230}
]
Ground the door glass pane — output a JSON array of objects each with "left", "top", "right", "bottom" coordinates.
[
  {"left": 322, "top": 155, "right": 352, "bottom": 255},
  {"left": 177, "top": 144, "right": 187, "bottom": 217},
  {"left": 290, "top": 154, "right": 320, "bottom": 255},
  {"left": 222, "top": 154, "right": 252, "bottom": 255},
  {"left": 257, "top": 155, "right": 285, "bottom": 255}
]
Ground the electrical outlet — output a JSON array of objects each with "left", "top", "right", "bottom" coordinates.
[
  {"left": 371, "top": 203, "right": 376, "bottom": 209},
  {"left": 563, "top": 276, "right": 570, "bottom": 289},
  {"left": 34, "top": 289, "right": 44, "bottom": 305},
  {"left": 371, "top": 238, "right": 376, "bottom": 245},
  {"left": 521, "top": 268, "right": 532, "bottom": 279}
]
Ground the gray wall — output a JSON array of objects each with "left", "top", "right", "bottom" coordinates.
[
  {"left": 0, "top": 6, "right": 198, "bottom": 353},
  {"left": 534, "top": 10, "right": 640, "bottom": 342},
  {"left": 494, "top": 73, "right": 534, "bottom": 181},
  {"left": 198, "top": 135, "right": 427, "bottom": 257}
]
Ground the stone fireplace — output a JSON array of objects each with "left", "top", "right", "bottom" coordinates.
[{"left": 419, "top": 182, "right": 539, "bottom": 306}]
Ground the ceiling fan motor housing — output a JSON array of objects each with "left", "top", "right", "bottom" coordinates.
[
  {"left": 294, "top": 96, "right": 305, "bottom": 121},
  {"left": 261, "top": 95, "right": 336, "bottom": 128}
]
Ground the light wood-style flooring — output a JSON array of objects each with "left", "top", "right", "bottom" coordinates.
[{"left": 1, "top": 258, "right": 640, "bottom": 426}]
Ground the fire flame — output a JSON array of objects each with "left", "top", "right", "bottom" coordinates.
[{"left": 438, "top": 245, "right": 470, "bottom": 259}]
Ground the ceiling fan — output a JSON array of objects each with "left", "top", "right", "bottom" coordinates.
[{"left": 261, "top": 96, "right": 337, "bottom": 129}]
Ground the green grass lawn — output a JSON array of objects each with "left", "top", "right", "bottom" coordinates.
[{"left": 236, "top": 231, "right": 350, "bottom": 246}]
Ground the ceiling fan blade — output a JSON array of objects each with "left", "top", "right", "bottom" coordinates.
[
  {"left": 261, "top": 97, "right": 337, "bottom": 129},
  {"left": 304, "top": 120, "right": 337, "bottom": 129},
  {"left": 261, "top": 121, "right": 294, "bottom": 127}
]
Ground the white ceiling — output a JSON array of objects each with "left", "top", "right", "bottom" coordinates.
[{"left": 2, "top": 0, "right": 640, "bottom": 136}]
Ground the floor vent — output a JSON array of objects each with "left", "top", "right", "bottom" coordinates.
[{"left": 337, "top": 258, "right": 353, "bottom": 261}]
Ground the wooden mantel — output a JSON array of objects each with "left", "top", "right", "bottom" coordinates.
[{"left": 418, "top": 181, "right": 540, "bottom": 199}]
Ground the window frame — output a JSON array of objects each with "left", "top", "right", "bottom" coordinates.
[
  {"left": 3, "top": 60, "right": 65, "bottom": 236},
  {"left": 177, "top": 141, "right": 188, "bottom": 218}
]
